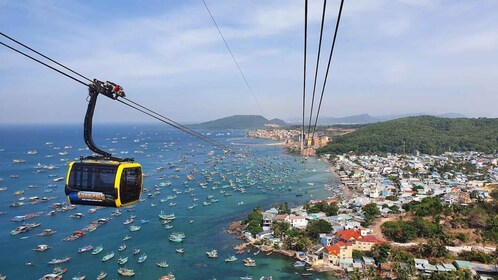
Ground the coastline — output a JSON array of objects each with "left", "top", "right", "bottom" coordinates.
[{"left": 226, "top": 155, "right": 345, "bottom": 275}]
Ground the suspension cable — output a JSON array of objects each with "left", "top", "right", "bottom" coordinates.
[
  {"left": 0, "top": 41, "right": 88, "bottom": 87},
  {"left": 121, "top": 97, "right": 226, "bottom": 149},
  {"left": 311, "top": 0, "right": 344, "bottom": 139},
  {"left": 301, "top": 0, "right": 308, "bottom": 156},
  {"left": 0, "top": 34, "right": 227, "bottom": 150},
  {"left": 201, "top": 0, "right": 265, "bottom": 116},
  {"left": 0, "top": 32, "right": 93, "bottom": 83},
  {"left": 306, "top": 0, "right": 327, "bottom": 144}
]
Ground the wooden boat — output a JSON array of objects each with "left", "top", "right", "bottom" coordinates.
[
  {"left": 101, "top": 252, "right": 115, "bottom": 262},
  {"left": 156, "top": 261, "right": 169, "bottom": 268},
  {"left": 138, "top": 253, "right": 147, "bottom": 263},
  {"left": 96, "top": 271, "right": 107, "bottom": 280},
  {"left": 47, "top": 256, "right": 71, "bottom": 265},
  {"left": 34, "top": 244, "right": 50, "bottom": 252},
  {"left": 118, "top": 256, "right": 128, "bottom": 265},
  {"left": 117, "top": 267, "right": 135, "bottom": 277}
]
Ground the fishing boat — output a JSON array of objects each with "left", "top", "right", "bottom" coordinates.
[
  {"left": 123, "top": 235, "right": 131, "bottom": 241},
  {"left": 47, "top": 256, "right": 71, "bottom": 265},
  {"left": 129, "top": 225, "right": 141, "bottom": 232},
  {"left": 118, "top": 256, "right": 128, "bottom": 265},
  {"left": 101, "top": 252, "right": 115, "bottom": 262},
  {"left": 39, "top": 273, "right": 62, "bottom": 280},
  {"left": 243, "top": 258, "right": 256, "bottom": 267},
  {"left": 117, "top": 267, "right": 135, "bottom": 277},
  {"left": 159, "top": 273, "right": 175, "bottom": 280},
  {"left": 132, "top": 248, "right": 140, "bottom": 255},
  {"left": 38, "top": 228, "right": 56, "bottom": 236},
  {"left": 96, "top": 271, "right": 107, "bottom": 280},
  {"left": 140, "top": 219, "right": 149, "bottom": 224},
  {"left": 168, "top": 234, "right": 184, "bottom": 242},
  {"left": 91, "top": 245, "right": 103, "bottom": 255},
  {"left": 260, "top": 276, "right": 273, "bottom": 280},
  {"left": 164, "top": 224, "right": 173, "bottom": 229},
  {"left": 156, "top": 261, "right": 169, "bottom": 268},
  {"left": 118, "top": 243, "right": 127, "bottom": 251},
  {"left": 293, "top": 261, "right": 306, "bottom": 267},
  {"left": 225, "top": 255, "right": 237, "bottom": 262},
  {"left": 187, "top": 204, "right": 198, "bottom": 210},
  {"left": 158, "top": 211, "right": 175, "bottom": 220},
  {"left": 71, "top": 275, "right": 85, "bottom": 280},
  {"left": 34, "top": 244, "right": 50, "bottom": 252},
  {"left": 175, "top": 248, "right": 184, "bottom": 254},
  {"left": 111, "top": 209, "right": 121, "bottom": 216},
  {"left": 123, "top": 218, "right": 134, "bottom": 225},
  {"left": 138, "top": 253, "right": 147, "bottom": 263},
  {"left": 240, "top": 276, "right": 252, "bottom": 280},
  {"left": 206, "top": 249, "right": 218, "bottom": 258},
  {"left": 168, "top": 202, "right": 176, "bottom": 206}
]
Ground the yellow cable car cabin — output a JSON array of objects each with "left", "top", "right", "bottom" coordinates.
[{"left": 65, "top": 160, "right": 142, "bottom": 207}]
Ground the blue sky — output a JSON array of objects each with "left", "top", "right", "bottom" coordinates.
[{"left": 1, "top": 0, "right": 497, "bottom": 124}]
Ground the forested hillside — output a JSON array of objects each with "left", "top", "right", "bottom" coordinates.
[{"left": 317, "top": 116, "right": 498, "bottom": 155}]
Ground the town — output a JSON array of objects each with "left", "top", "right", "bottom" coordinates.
[{"left": 236, "top": 130, "right": 498, "bottom": 279}]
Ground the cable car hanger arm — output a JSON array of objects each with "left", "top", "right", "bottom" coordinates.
[{"left": 84, "top": 79, "right": 132, "bottom": 162}]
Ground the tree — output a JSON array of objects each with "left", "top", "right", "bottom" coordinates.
[
  {"left": 246, "top": 207, "right": 263, "bottom": 236},
  {"left": 362, "top": 203, "right": 380, "bottom": 226},
  {"left": 468, "top": 207, "right": 488, "bottom": 228},
  {"left": 271, "top": 221, "right": 290, "bottom": 240},
  {"left": 306, "top": 219, "right": 332, "bottom": 238}
]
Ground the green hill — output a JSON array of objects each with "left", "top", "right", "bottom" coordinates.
[
  {"left": 191, "top": 115, "right": 271, "bottom": 129},
  {"left": 317, "top": 116, "right": 498, "bottom": 155}
]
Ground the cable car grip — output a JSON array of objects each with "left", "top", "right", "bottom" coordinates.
[{"left": 83, "top": 79, "right": 133, "bottom": 162}]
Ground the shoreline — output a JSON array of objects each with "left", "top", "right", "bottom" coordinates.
[{"left": 226, "top": 155, "right": 346, "bottom": 275}]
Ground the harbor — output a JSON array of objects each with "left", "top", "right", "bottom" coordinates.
[{"left": 0, "top": 124, "right": 339, "bottom": 279}]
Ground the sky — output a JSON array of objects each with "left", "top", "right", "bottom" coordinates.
[{"left": 1, "top": 0, "right": 498, "bottom": 124}]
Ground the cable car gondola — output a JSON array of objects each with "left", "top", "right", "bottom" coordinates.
[{"left": 65, "top": 80, "right": 143, "bottom": 207}]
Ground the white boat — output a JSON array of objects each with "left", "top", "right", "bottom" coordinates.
[
  {"left": 138, "top": 253, "right": 147, "bottom": 263},
  {"left": 129, "top": 225, "right": 141, "bottom": 232},
  {"left": 206, "top": 249, "right": 218, "bottom": 258},
  {"left": 118, "top": 256, "right": 128, "bottom": 265},
  {"left": 101, "top": 252, "right": 115, "bottom": 262}
]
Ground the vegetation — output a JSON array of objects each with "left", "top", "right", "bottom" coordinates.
[
  {"left": 317, "top": 116, "right": 498, "bottom": 155},
  {"left": 402, "top": 197, "right": 443, "bottom": 216},
  {"left": 245, "top": 207, "right": 263, "bottom": 236},
  {"left": 275, "top": 202, "right": 291, "bottom": 214},
  {"left": 458, "top": 250, "right": 497, "bottom": 264},
  {"left": 361, "top": 203, "right": 381, "bottom": 226},
  {"left": 304, "top": 201, "right": 339, "bottom": 216},
  {"left": 305, "top": 219, "right": 332, "bottom": 238}
]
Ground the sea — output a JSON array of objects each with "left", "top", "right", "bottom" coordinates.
[{"left": 0, "top": 124, "right": 340, "bottom": 280}]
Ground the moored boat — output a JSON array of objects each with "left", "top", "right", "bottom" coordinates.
[
  {"left": 159, "top": 273, "right": 175, "bottom": 280},
  {"left": 156, "top": 261, "right": 169, "bottom": 268},
  {"left": 38, "top": 228, "right": 56, "bottom": 236},
  {"left": 129, "top": 225, "right": 141, "bottom": 232},
  {"left": 34, "top": 244, "right": 50, "bottom": 252},
  {"left": 47, "top": 256, "right": 71, "bottom": 265},
  {"left": 96, "top": 271, "right": 107, "bottom": 280},
  {"left": 137, "top": 253, "right": 147, "bottom": 263},
  {"left": 78, "top": 245, "right": 94, "bottom": 253},
  {"left": 132, "top": 248, "right": 140, "bottom": 255},
  {"left": 117, "top": 267, "right": 135, "bottom": 277},
  {"left": 118, "top": 243, "right": 127, "bottom": 251},
  {"left": 225, "top": 255, "right": 237, "bottom": 262},
  {"left": 243, "top": 258, "right": 256, "bottom": 267},
  {"left": 91, "top": 245, "right": 103, "bottom": 255},
  {"left": 118, "top": 256, "right": 128, "bottom": 265},
  {"left": 206, "top": 249, "right": 218, "bottom": 258},
  {"left": 101, "top": 252, "right": 115, "bottom": 262}
]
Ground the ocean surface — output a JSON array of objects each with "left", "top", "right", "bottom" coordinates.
[{"left": 0, "top": 124, "right": 340, "bottom": 280}]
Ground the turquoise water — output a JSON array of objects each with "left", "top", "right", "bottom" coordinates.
[{"left": 0, "top": 124, "right": 339, "bottom": 279}]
